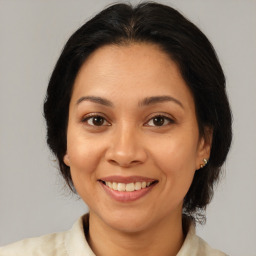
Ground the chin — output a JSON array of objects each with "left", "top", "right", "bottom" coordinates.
[
  {"left": 97, "top": 208, "right": 158, "bottom": 234},
  {"left": 108, "top": 218, "right": 150, "bottom": 233}
]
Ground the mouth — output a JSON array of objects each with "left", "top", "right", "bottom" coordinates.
[
  {"left": 98, "top": 176, "right": 158, "bottom": 202},
  {"left": 99, "top": 180, "right": 158, "bottom": 192}
]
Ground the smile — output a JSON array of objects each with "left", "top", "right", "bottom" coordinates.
[
  {"left": 102, "top": 181, "right": 154, "bottom": 192},
  {"left": 99, "top": 176, "right": 158, "bottom": 202}
]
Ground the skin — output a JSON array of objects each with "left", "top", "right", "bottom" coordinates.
[{"left": 64, "top": 43, "right": 211, "bottom": 256}]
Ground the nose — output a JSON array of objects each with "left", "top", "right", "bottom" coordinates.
[{"left": 105, "top": 125, "right": 147, "bottom": 167}]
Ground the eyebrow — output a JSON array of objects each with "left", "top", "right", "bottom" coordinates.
[
  {"left": 76, "top": 95, "right": 183, "bottom": 109},
  {"left": 139, "top": 95, "right": 184, "bottom": 109},
  {"left": 76, "top": 96, "right": 113, "bottom": 107}
]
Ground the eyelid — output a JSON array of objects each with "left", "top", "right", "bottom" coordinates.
[
  {"left": 81, "top": 112, "right": 111, "bottom": 126},
  {"left": 144, "top": 113, "right": 175, "bottom": 127},
  {"left": 80, "top": 112, "right": 175, "bottom": 127}
]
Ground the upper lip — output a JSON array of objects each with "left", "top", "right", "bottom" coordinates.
[{"left": 99, "top": 175, "right": 157, "bottom": 184}]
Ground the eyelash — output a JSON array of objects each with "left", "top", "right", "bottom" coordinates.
[
  {"left": 82, "top": 113, "right": 110, "bottom": 127},
  {"left": 145, "top": 115, "right": 175, "bottom": 127},
  {"left": 81, "top": 113, "right": 175, "bottom": 127}
]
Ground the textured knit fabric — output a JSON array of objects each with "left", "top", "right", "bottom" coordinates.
[{"left": 0, "top": 214, "right": 227, "bottom": 256}]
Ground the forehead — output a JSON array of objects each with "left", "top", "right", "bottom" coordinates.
[
  {"left": 76, "top": 42, "right": 180, "bottom": 82},
  {"left": 71, "top": 43, "right": 194, "bottom": 109}
]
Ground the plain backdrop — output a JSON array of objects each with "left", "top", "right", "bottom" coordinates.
[{"left": 0, "top": 0, "right": 255, "bottom": 255}]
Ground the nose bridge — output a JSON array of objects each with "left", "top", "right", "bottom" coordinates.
[{"left": 106, "top": 122, "right": 147, "bottom": 166}]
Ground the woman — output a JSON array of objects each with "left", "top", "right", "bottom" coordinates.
[{"left": 0, "top": 2, "right": 232, "bottom": 255}]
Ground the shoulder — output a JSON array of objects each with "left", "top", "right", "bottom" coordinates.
[
  {"left": 195, "top": 235, "right": 227, "bottom": 256},
  {"left": 0, "top": 231, "right": 68, "bottom": 256},
  {"left": 0, "top": 214, "right": 94, "bottom": 256},
  {"left": 177, "top": 224, "right": 228, "bottom": 256}
]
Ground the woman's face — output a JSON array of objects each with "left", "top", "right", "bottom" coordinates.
[{"left": 64, "top": 43, "right": 210, "bottom": 233}]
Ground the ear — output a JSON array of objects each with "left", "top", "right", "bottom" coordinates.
[
  {"left": 63, "top": 153, "right": 70, "bottom": 166},
  {"left": 196, "top": 126, "right": 213, "bottom": 170}
]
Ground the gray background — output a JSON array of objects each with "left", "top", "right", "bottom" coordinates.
[{"left": 0, "top": 0, "right": 255, "bottom": 255}]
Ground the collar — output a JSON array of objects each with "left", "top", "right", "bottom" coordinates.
[{"left": 64, "top": 214, "right": 225, "bottom": 256}]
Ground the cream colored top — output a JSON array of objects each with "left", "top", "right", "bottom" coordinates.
[{"left": 0, "top": 214, "right": 227, "bottom": 256}]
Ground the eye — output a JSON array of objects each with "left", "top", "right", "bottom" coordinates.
[
  {"left": 82, "top": 115, "right": 110, "bottom": 126},
  {"left": 146, "top": 115, "right": 174, "bottom": 127}
]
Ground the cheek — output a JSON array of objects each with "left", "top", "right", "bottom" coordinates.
[
  {"left": 153, "top": 134, "right": 198, "bottom": 173},
  {"left": 66, "top": 133, "right": 104, "bottom": 187},
  {"left": 67, "top": 137, "right": 105, "bottom": 205},
  {"left": 151, "top": 134, "right": 198, "bottom": 197},
  {"left": 67, "top": 125, "right": 103, "bottom": 166}
]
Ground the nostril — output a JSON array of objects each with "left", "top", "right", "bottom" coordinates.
[
  {"left": 129, "top": 160, "right": 143, "bottom": 167},
  {"left": 108, "top": 159, "right": 119, "bottom": 166},
  {"left": 105, "top": 141, "right": 147, "bottom": 167},
  {"left": 107, "top": 159, "right": 140, "bottom": 167}
]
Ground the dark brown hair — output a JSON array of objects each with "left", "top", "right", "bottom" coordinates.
[{"left": 44, "top": 2, "right": 232, "bottom": 222}]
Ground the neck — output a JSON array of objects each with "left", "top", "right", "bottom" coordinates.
[{"left": 87, "top": 211, "right": 185, "bottom": 256}]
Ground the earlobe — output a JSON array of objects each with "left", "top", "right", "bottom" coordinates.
[
  {"left": 63, "top": 153, "right": 70, "bottom": 166},
  {"left": 196, "top": 127, "right": 213, "bottom": 169}
]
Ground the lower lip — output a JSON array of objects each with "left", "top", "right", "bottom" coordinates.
[{"left": 100, "top": 182, "right": 156, "bottom": 202}]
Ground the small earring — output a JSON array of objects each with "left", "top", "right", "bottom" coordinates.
[{"left": 200, "top": 158, "right": 208, "bottom": 168}]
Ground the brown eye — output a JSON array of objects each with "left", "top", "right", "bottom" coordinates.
[
  {"left": 91, "top": 116, "right": 104, "bottom": 126},
  {"left": 83, "top": 115, "right": 109, "bottom": 126},
  {"left": 146, "top": 115, "right": 173, "bottom": 127},
  {"left": 152, "top": 116, "right": 165, "bottom": 126}
]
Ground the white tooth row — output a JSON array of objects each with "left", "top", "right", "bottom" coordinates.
[{"left": 105, "top": 181, "right": 152, "bottom": 192}]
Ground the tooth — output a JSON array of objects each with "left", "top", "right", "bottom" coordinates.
[
  {"left": 112, "top": 182, "right": 118, "bottom": 190},
  {"left": 106, "top": 181, "right": 112, "bottom": 189},
  {"left": 117, "top": 183, "right": 126, "bottom": 191},
  {"left": 106, "top": 181, "right": 152, "bottom": 191},
  {"left": 135, "top": 182, "right": 142, "bottom": 190},
  {"left": 126, "top": 183, "right": 135, "bottom": 192}
]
